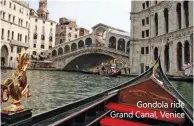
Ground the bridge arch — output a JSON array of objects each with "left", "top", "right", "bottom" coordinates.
[
  {"left": 58, "top": 47, "right": 63, "bottom": 55},
  {"left": 85, "top": 38, "right": 92, "bottom": 46},
  {"left": 64, "top": 45, "right": 70, "bottom": 53},
  {"left": 109, "top": 36, "right": 116, "bottom": 49},
  {"left": 71, "top": 43, "right": 77, "bottom": 51},
  {"left": 78, "top": 40, "right": 84, "bottom": 48},
  {"left": 52, "top": 50, "right": 57, "bottom": 57},
  {"left": 118, "top": 38, "right": 125, "bottom": 51}
]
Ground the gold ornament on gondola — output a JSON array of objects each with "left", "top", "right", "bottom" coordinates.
[{"left": 1, "top": 50, "right": 31, "bottom": 114}]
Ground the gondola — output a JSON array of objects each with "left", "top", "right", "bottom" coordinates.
[
  {"left": 100, "top": 70, "right": 121, "bottom": 77},
  {"left": 166, "top": 75, "right": 193, "bottom": 83},
  {"left": 30, "top": 58, "right": 193, "bottom": 126},
  {"left": 78, "top": 70, "right": 99, "bottom": 75}
]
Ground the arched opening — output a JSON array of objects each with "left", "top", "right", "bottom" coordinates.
[
  {"left": 164, "top": 8, "right": 169, "bottom": 33},
  {"left": 108, "top": 36, "right": 116, "bottom": 49},
  {"left": 184, "top": 41, "right": 190, "bottom": 63},
  {"left": 177, "top": 42, "right": 182, "bottom": 71},
  {"left": 164, "top": 44, "right": 170, "bottom": 72},
  {"left": 154, "top": 13, "right": 158, "bottom": 36},
  {"left": 64, "top": 45, "right": 70, "bottom": 53},
  {"left": 95, "top": 27, "right": 106, "bottom": 45},
  {"left": 78, "top": 40, "right": 84, "bottom": 48},
  {"left": 118, "top": 38, "right": 125, "bottom": 51},
  {"left": 176, "top": 3, "right": 182, "bottom": 29},
  {"left": 32, "top": 51, "right": 37, "bottom": 55},
  {"left": 52, "top": 50, "right": 57, "bottom": 57},
  {"left": 58, "top": 47, "right": 63, "bottom": 55},
  {"left": 154, "top": 47, "right": 158, "bottom": 60},
  {"left": 1, "top": 28, "right": 4, "bottom": 38},
  {"left": 85, "top": 38, "right": 92, "bottom": 47},
  {"left": 183, "top": 1, "right": 189, "bottom": 27},
  {"left": 71, "top": 43, "right": 77, "bottom": 51},
  {"left": 1, "top": 45, "right": 9, "bottom": 67},
  {"left": 127, "top": 41, "right": 130, "bottom": 53}
]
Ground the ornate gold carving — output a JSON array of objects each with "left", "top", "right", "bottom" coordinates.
[{"left": 1, "top": 50, "right": 31, "bottom": 114}]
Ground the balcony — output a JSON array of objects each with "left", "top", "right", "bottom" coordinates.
[{"left": 10, "top": 40, "right": 29, "bottom": 48}]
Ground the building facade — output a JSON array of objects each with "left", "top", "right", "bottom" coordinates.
[
  {"left": 130, "top": 1, "right": 193, "bottom": 75},
  {"left": 55, "top": 17, "right": 89, "bottom": 45},
  {"left": 29, "top": 0, "right": 56, "bottom": 58},
  {"left": 1, "top": 0, "right": 30, "bottom": 68}
]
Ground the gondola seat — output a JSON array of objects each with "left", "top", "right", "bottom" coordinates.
[
  {"left": 100, "top": 116, "right": 149, "bottom": 126},
  {"left": 105, "top": 103, "right": 185, "bottom": 124}
]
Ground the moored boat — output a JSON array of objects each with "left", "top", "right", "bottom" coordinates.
[
  {"left": 100, "top": 70, "right": 121, "bottom": 77},
  {"left": 166, "top": 75, "right": 193, "bottom": 82},
  {"left": 30, "top": 59, "right": 193, "bottom": 126}
]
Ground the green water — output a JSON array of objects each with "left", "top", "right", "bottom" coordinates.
[{"left": 1, "top": 70, "right": 193, "bottom": 115}]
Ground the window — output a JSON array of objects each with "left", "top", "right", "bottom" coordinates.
[
  {"left": 142, "top": 19, "right": 145, "bottom": 26},
  {"left": 9, "top": 2, "right": 11, "bottom": 8},
  {"left": 41, "top": 35, "right": 45, "bottom": 40},
  {"left": 1, "top": 28, "right": 4, "bottom": 39},
  {"left": 50, "top": 22, "right": 53, "bottom": 25},
  {"left": 35, "top": 18, "right": 38, "bottom": 22},
  {"left": 18, "top": 19, "right": 20, "bottom": 25},
  {"left": 49, "top": 46, "right": 52, "bottom": 49},
  {"left": 11, "top": 31, "right": 14, "bottom": 39},
  {"left": 33, "top": 44, "right": 36, "bottom": 48},
  {"left": 164, "top": 8, "right": 169, "bottom": 33},
  {"left": 75, "top": 28, "right": 78, "bottom": 31},
  {"left": 61, "top": 27, "right": 63, "bottom": 29},
  {"left": 146, "top": 1, "right": 149, "bottom": 8},
  {"left": 4, "top": 0, "right": 6, "bottom": 5},
  {"left": 146, "top": 30, "right": 149, "bottom": 37},
  {"left": 69, "top": 27, "right": 72, "bottom": 30},
  {"left": 33, "top": 33, "right": 37, "bottom": 39},
  {"left": 21, "top": 19, "right": 23, "bottom": 26},
  {"left": 41, "top": 45, "right": 45, "bottom": 49},
  {"left": 10, "top": 57, "right": 12, "bottom": 60},
  {"left": 11, "top": 46, "right": 13, "bottom": 52},
  {"left": 155, "top": 0, "right": 157, "bottom": 4},
  {"left": 8, "top": 14, "right": 11, "bottom": 21},
  {"left": 68, "top": 33, "right": 71, "bottom": 37},
  {"left": 142, "top": 31, "right": 145, "bottom": 38},
  {"left": 17, "top": 33, "right": 20, "bottom": 41},
  {"left": 49, "top": 36, "right": 52, "bottom": 42},
  {"left": 2, "top": 12, "right": 5, "bottom": 19},
  {"left": 43, "top": 21, "right": 45, "bottom": 23},
  {"left": 75, "top": 34, "right": 77, "bottom": 38},
  {"left": 146, "top": 17, "right": 149, "bottom": 24},
  {"left": 7, "top": 30, "right": 10, "bottom": 40},
  {"left": 142, "top": 3, "right": 145, "bottom": 9},
  {"left": 20, "top": 34, "right": 22, "bottom": 41},
  {"left": 13, "top": 16, "right": 15, "bottom": 23},
  {"left": 141, "top": 47, "right": 144, "bottom": 54},
  {"left": 145, "top": 66, "right": 149, "bottom": 71},
  {"left": 60, "top": 39, "right": 63, "bottom": 44},
  {"left": 26, "top": 21, "right": 28, "bottom": 28},
  {"left": 14, "top": 4, "right": 16, "bottom": 10},
  {"left": 146, "top": 46, "right": 149, "bottom": 54},
  {"left": 17, "top": 47, "right": 21, "bottom": 53}
]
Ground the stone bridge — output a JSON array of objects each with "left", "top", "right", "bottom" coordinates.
[
  {"left": 50, "top": 47, "right": 130, "bottom": 69},
  {"left": 46, "top": 23, "right": 131, "bottom": 70}
]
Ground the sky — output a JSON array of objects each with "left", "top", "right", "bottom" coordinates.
[{"left": 29, "top": 0, "right": 131, "bottom": 32}]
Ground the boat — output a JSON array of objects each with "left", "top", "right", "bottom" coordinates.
[
  {"left": 78, "top": 70, "right": 99, "bottom": 75},
  {"left": 29, "top": 58, "right": 193, "bottom": 126},
  {"left": 100, "top": 70, "right": 121, "bottom": 77},
  {"left": 166, "top": 75, "right": 193, "bottom": 83}
]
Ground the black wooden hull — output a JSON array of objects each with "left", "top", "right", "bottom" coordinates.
[
  {"left": 167, "top": 75, "right": 193, "bottom": 82},
  {"left": 79, "top": 70, "right": 99, "bottom": 75},
  {"left": 100, "top": 71, "right": 121, "bottom": 77},
  {"left": 30, "top": 59, "right": 193, "bottom": 126}
]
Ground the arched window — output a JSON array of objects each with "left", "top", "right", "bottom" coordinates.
[
  {"left": 58, "top": 47, "right": 63, "bottom": 55},
  {"left": 33, "top": 33, "right": 37, "bottom": 39},
  {"left": 164, "top": 8, "right": 169, "bottom": 33},
  {"left": 64, "top": 45, "right": 70, "bottom": 53},
  {"left": 1, "top": 45, "right": 9, "bottom": 67},
  {"left": 164, "top": 44, "right": 170, "bottom": 72},
  {"left": 7, "top": 30, "right": 10, "bottom": 40},
  {"left": 176, "top": 3, "right": 182, "bottom": 29},
  {"left": 18, "top": 33, "right": 20, "bottom": 41},
  {"left": 118, "top": 38, "right": 125, "bottom": 51},
  {"left": 177, "top": 42, "right": 182, "bottom": 71},
  {"left": 109, "top": 36, "right": 116, "bottom": 49},
  {"left": 68, "top": 33, "right": 71, "bottom": 37},
  {"left": 1, "top": 28, "right": 4, "bottom": 39},
  {"left": 183, "top": 1, "right": 189, "bottom": 27},
  {"left": 154, "top": 47, "right": 158, "bottom": 60},
  {"left": 85, "top": 38, "right": 92, "bottom": 46},
  {"left": 127, "top": 41, "right": 130, "bottom": 53},
  {"left": 32, "top": 51, "right": 37, "bottom": 55},
  {"left": 78, "top": 40, "right": 84, "bottom": 48},
  {"left": 71, "top": 43, "right": 77, "bottom": 51},
  {"left": 60, "top": 39, "right": 63, "bottom": 44},
  {"left": 52, "top": 50, "right": 57, "bottom": 57},
  {"left": 154, "top": 13, "right": 158, "bottom": 36},
  {"left": 20, "top": 34, "right": 22, "bottom": 41},
  {"left": 184, "top": 41, "right": 190, "bottom": 63}
]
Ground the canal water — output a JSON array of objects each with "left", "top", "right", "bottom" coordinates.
[{"left": 1, "top": 69, "right": 193, "bottom": 115}]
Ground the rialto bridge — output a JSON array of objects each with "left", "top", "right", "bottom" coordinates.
[{"left": 46, "top": 23, "right": 131, "bottom": 70}]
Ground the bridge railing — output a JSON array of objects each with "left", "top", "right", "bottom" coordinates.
[{"left": 49, "top": 46, "right": 129, "bottom": 60}]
